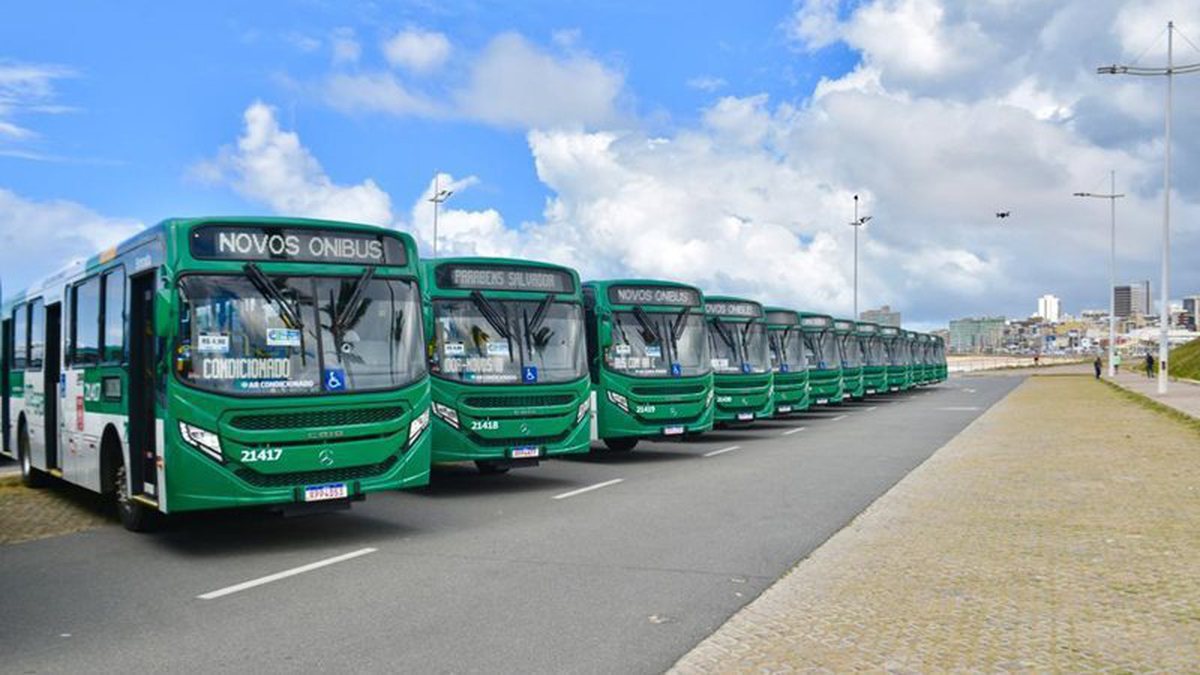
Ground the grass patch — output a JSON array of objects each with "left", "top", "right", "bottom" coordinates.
[{"left": 1169, "top": 337, "right": 1200, "bottom": 381}]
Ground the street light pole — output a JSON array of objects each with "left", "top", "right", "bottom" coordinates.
[
  {"left": 1098, "top": 20, "right": 1200, "bottom": 394},
  {"left": 1074, "top": 171, "right": 1125, "bottom": 377},
  {"left": 849, "top": 195, "right": 872, "bottom": 320},
  {"left": 428, "top": 171, "right": 454, "bottom": 259}
]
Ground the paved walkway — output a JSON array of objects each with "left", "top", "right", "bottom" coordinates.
[
  {"left": 1108, "top": 369, "right": 1200, "bottom": 419},
  {"left": 671, "top": 374, "right": 1200, "bottom": 672}
]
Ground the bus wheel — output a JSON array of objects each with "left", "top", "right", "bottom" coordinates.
[
  {"left": 112, "top": 458, "right": 158, "bottom": 533},
  {"left": 603, "top": 438, "right": 638, "bottom": 452},
  {"left": 18, "top": 422, "right": 48, "bottom": 488},
  {"left": 475, "top": 461, "right": 510, "bottom": 475}
]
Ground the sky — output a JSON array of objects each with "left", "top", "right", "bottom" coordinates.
[{"left": 2, "top": 0, "right": 1200, "bottom": 330}]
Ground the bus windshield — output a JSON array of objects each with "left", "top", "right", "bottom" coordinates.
[
  {"left": 839, "top": 334, "right": 862, "bottom": 368},
  {"left": 707, "top": 318, "right": 770, "bottom": 374},
  {"left": 430, "top": 298, "right": 586, "bottom": 384},
  {"left": 607, "top": 310, "right": 709, "bottom": 378},
  {"left": 769, "top": 327, "right": 806, "bottom": 373},
  {"left": 177, "top": 274, "right": 425, "bottom": 395},
  {"left": 864, "top": 336, "right": 887, "bottom": 366},
  {"left": 804, "top": 329, "right": 840, "bottom": 370}
]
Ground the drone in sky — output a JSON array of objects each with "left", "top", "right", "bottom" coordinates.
[{"left": 995, "top": 211, "right": 1012, "bottom": 219}]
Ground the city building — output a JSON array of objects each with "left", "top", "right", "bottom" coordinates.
[
  {"left": 860, "top": 305, "right": 901, "bottom": 327},
  {"left": 1036, "top": 294, "right": 1061, "bottom": 323},
  {"left": 1182, "top": 295, "right": 1200, "bottom": 330},
  {"left": 949, "top": 317, "right": 1006, "bottom": 353},
  {"left": 1114, "top": 285, "right": 1131, "bottom": 318},
  {"left": 1130, "top": 280, "right": 1151, "bottom": 316}
]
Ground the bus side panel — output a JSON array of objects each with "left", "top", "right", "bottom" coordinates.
[{"left": 1, "top": 317, "right": 10, "bottom": 457}]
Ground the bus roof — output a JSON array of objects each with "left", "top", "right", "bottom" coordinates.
[
  {"left": 763, "top": 306, "right": 801, "bottom": 326},
  {"left": 832, "top": 318, "right": 856, "bottom": 332}
]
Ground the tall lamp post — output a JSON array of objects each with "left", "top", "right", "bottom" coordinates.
[
  {"left": 1098, "top": 20, "right": 1200, "bottom": 394},
  {"left": 428, "top": 171, "right": 454, "bottom": 259},
  {"left": 1074, "top": 170, "right": 1125, "bottom": 377},
  {"left": 849, "top": 194, "right": 872, "bottom": 319}
]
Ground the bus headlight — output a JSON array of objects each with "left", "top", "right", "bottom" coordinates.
[
  {"left": 606, "top": 391, "right": 629, "bottom": 412},
  {"left": 576, "top": 398, "right": 591, "bottom": 423},
  {"left": 408, "top": 409, "right": 431, "bottom": 445},
  {"left": 432, "top": 402, "right": 459, "bottom": 429},
  {"left": 179, "top": 422, "right": 223, "bottom": 463}
]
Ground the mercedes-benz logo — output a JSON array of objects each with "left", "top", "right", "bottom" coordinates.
[
  {"left": 318, "top": 448, "right": 335, "bottom": 466},
  {"left": 520, "top": 423, "right": 530, "bottom": 436},
  {"left": 669, "top": 407, "right": 677, "bottom": 416}
]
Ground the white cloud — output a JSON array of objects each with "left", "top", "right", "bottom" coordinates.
[
  {"left": 323, "top": 73, "right": 443, "bottom": 117},
  {"left": 787, "top": 0, "right": 842, "bottom": 51},
  {"left": 0, "top": 60, "right": 75, "bottom": 143},
  {"left": 383, "top": 28, "right": 452, "bottom": 74},
  {"left": 409, "top": 174, "right": 519, "bottom": 258},
  {"left": 331, "top": 27, "right": 361, "bottom": 65},
  {"left": 197, "top": 102, "right": 393, "bottom": 226},
  {"left": 0, "top": 188, "right": 142, "bottom": 291},
  {"left": 686, "top": 76, "right": 727, "bottom": 92}
]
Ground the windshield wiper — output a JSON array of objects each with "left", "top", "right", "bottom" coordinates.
[
  {"left": 470, "top": 291, "right": 514, "bottom": 359},
  {"left": 710, "top": 318, "right": 737, "bottom": 355},
  {"left": 631, "top": 306, "right": 661, "bottom": 345},
  {"left": 243, "top": 263, "right": 303, "bottom": 330},
  {"left": 333, "top": 266, "right": 376, "bottom": 336},
  {"left": 524, "top": 295, "right": 556, "bottom": 350}
]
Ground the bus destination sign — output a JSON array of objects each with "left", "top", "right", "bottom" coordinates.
[
  {"left": 764, "top": 311, "right": 799, "bottom": 326},
  {"left": 834, "top": 320, "right": 855, "bottom": 331},
  {"left": 858, "top": 323, "right": 877, "bottom": 333},
  {"left": 705, "top": 301, "right": 762, "bottom": 318},
  {"left": 191, "top": 225, "right": 406, "bottom": 265},
  {"left": 437, "top": 264, "right": 575, "bottom": 294},
  {"left": 607, "top": 285, "right": 701, "bottom": 307},
  {"left": 800, "top": 316, "right": 830, "bottom": 327}
]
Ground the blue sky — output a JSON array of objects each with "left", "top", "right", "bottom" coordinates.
[{"left": 3, "top": 1, "right": 1199, "bottom": 328}]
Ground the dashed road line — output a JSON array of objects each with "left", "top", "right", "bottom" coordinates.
[
  {"left": 938, "top": 406, "right": 982, "bottom": 411},
  {"left": 829, "top": 415, "right": 847, "bottom": 422},
  {"left": 781, "top": 427, "right": 807, "bottom": 436},
  {"left": 703, "top": 445, "right": 741, "bottom": 458},
  {"left": 197, "top": 548, "right": 377, "bottom": 600},
  {"left": 553, "top": 478, "right": 625, "bottom": 500}
]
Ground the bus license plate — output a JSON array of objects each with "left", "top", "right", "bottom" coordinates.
[
  {"left": 511, "top": 446, "right": 541, "bottom": 459},
  {"left": 777, "top": 405, "right": 792, "bottom": 413},
  {"left": 816, "top": 398, "right": 828, "bottom": 405},
  {"left": 866, "top": 389, "right": 876, "bottom": 395},
  {"left": 736, "top": 412, "right": 754, "bottom": 421},
  {"left": 663, "top": 425, "right": 685, "bottom": 436},
  {"left": 303, "top": 483, "right": 348, "bottom": 502}
]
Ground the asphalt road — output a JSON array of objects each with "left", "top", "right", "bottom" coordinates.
[{"left": 1, "top": 376, "right": 1021, "bottom": 673}]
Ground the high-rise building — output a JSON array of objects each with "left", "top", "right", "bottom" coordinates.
[
  {"left": 1036, "top": 294, "right": 1061, "bottom": 323},
  {"left": 1113, "top": 285, "right": 1132, "bottom": 318},
  {"left": 860, "top": 305, "right": 901, "bottom": 327},
  {"left": 949, "top": 317, "right": 1006, "bottom": 353},
  {"left": 1183, "top": 295, "right": 1200, "bottom": 330},
  {"left": 1130, "top": 280, "right": 1151, "bottom": 316}
]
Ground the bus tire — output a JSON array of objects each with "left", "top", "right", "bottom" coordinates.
[
  {"left": 111, "top": 454, "right": 158, "bottom": 533},
  {"left": 474, "top": 461, "right": 510, "bottom": 475},
  {"left": 17, "top": 419, "right": 48, "bottom": 488},
  {"left": 603, "top": 437, "right": 638, "bottom": 452}
]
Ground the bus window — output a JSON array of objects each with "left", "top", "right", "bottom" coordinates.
[
  {"left": 102, "top": 267, "right": 126, "bottom": 363},
  {"left": 28, "top": 300, "right": 45, "bottom": 370},
  {"left": 13, "top": 304, "right": 27, "bottom": 370},
  {"left": 72, "top": 277, "right": 101, "bottom": 366}
]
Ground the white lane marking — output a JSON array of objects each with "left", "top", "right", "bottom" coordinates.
[
  {"left": 553, "top": 478, "right": 624, "bottom": 500},
  {"left": 938, "top": 406, "right": 981, "bottom": 411},
  {"left": 781, "top": 427, "right": 807, "bottom": 436},
  {"left": 197, "top": 548, "right": 377, "bottom": 600},
  {"left": 829, "top": 415, "right": 847, "bottom": 422},
  {"left": 860, "top": 406, "right": 877, "bottom": 412},
  {"left": 962, "top": 388, "right": 977, "bottom": 393},
  {"left": 703, "top": 445, "right": 741, "bottom": 457}
]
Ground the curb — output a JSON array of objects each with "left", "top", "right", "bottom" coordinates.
[
  {"left": 0, "top": 472, "right": 22, "bottom": 488},
  {"left": 1099, "top": 378, "right": 1200, "bottom": 433}
]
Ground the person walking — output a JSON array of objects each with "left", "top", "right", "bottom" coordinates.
[
  {"left": 1094, "top": 356, "right": 1102, "bottom": 379},
  {"left": 1114, "top": 353, "right": 1122, "bottom": 374},
  {"left": 1145, "top": 352, "right": 1155, "bottom": 378}
]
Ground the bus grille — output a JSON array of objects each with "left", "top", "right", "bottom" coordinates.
[
  {"left": 469, "top": 433, "right": 568, "bottom": 448},
  {"left": 235, "top": 455, "right": 399, "bottom": 488},
  {"left": 229, "top": 406, "right": 406, "bottom": 431},
  {"left": 630, "top": 384, "right": 706, "bottom": 396},
  {"left": 462, "top": 395, "right": 575, "bottom": 409}
]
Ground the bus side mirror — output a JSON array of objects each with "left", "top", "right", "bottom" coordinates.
[
  {"left": 154, "top": 290, "right": 176, "bottom": 337},
  {"left": 599, "top": 319, "right": 613, "bottom": 349}
]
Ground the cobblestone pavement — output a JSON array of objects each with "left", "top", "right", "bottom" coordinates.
[
  {"left": 0, "top": 475, "right": 110, "bottom": 545},
  {"left": 671, "top": 375, "right": 1200, "bottom": 672}
]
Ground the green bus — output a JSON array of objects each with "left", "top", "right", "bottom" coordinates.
[
  {"left": 801, "top": 313, "right": 842, "bottom": 405},
  {"left": 704, "top": 296, "right": 772, "bottom": 423},
  {"left": 583, "top": 280, "right": 713, "bottom": 451},
  {"left": 1, "top": 217, "right": 431, "bottom": 531},
  {"left": 422, "top": 258, "right": 590, "bottom": 472},
  {"left": 933, "top": 335, "right": 948, "bottom": 381},
  {"left": 880, "top": 325, "right": 912, "bottom": 392},
  {"left": 834, "top": 319, "right": 864, "bottom": 400},
  {"left": 914, "top": 333, "right": 932, "bottom": 386},
  {"left": 903, "top": 330, "right": 921, "bottom": 387},
  {"left": 764, "top": 307, "right": 809, "bottom": 415},
  {"left": 857, "top": 321, "right": 887, "bottom": 396}
]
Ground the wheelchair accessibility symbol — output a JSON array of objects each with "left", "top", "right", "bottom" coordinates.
[
  {"left": 522, "top": 366, "right": 539, "bottom": 383},
  {"left": 671, "top": 363, "right": 682, "bottom": 377},
  {"left": 323, "top": 368, "right": 346, "bottom": 391}
]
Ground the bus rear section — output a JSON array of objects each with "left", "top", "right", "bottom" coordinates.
[
  {"left": 800, "top": 313, "right": 842, "bottom": 405},
  {"left": 423, "top": 258, "right": 590, "bottom": 473},
  {"left": 834, "top": 319, "right": 864, "bottom": 400},
  {"left": 857, "top": 321, "right": 887, "bottom": 396},
  {"left": 880, "top": 326, "right": 911, "bottom": 392},
  {"left": 765, "top": 308, "right": 809, "bottom": 415},
  {"left": 705, "top": 296, "right": 773, "bottom": 424},
  {"left": 584, "top": 280, "right": 713, "bottom": 451}
]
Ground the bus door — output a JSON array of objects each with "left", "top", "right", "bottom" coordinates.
[
  {"left": 127, "top": 271, "right": 157, "bottom": 495},
  {"left": 2, "top": 316, "right": 10, "bottom": 455},
  {"left": 44, "top": 302, "right": 62, "bottom": 473}
]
